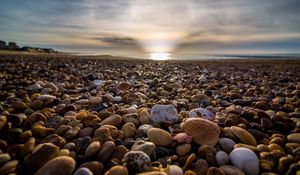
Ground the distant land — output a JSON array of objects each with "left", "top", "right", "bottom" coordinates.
[{"left": 0, "top": 40, "right": 58, "bottom": 53}]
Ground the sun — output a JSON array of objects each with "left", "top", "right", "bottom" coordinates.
[{"left": 149, "top": 52, "right": 171, "bottom": 60}]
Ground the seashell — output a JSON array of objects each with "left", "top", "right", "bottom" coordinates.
[
  {"left": 188, "top": 108, "right": 214, "bottom": 120},
  {"left": 150, "top": 104, "right": 178, "bottom": 124},
  {"left": 230, "top": 126, "right": 257, "bottom": 146},
  {"left": 147, "top": 128, "right": 173, "bottom": 146},
  {"left": 173, "top": 133, "right": 192, "bottom": 143},
  {"left": 123, "top": 151, "right": 151, "bottom": 173},
  {"left": 34, "top": 156, "right": 76, "bottom": 175},
  {"left": 229, "top": 148, "right": 259, "bottom": 175},
  {"left": 104, "top": 165, "right": 128, "bottom": 175},
  {"left": 182, "top": 118, "right": 220, "bottom": 146}
]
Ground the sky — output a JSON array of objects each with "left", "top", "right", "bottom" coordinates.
[{"left": 1, "top": 0, "right": 300, "bottom": 58}]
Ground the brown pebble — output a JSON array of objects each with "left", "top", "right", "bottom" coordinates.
[
  {"left": 176, "top": 143, "right": 191, "bottom": 156},
  {"left": 85, "top": 141, "right": 101, "bottom": 157},
  {"left": 231, "top": 126, "right": 257, "bottom": 146},
  {"left": 147, "top": 128, "right": 173, "bottom": 146},
  {"left": 100, "top": 114, "right": 122, "bottom": 127},
  {"left": 104, "top": 165, "right": 128, "bottom": 175},
  {"left": 0, "top": 160, "right": 18, "bottom": 174},
  {"left": 97, "top": 141, "right": 115, "bottom": 163},
  {"left": 34, "top": 156, "right": 76, "bottom": 175},
  {"left": 80, "top": 161, "right": 104, "bottom": 175},
  {"left": 219, "top": 165, "right": 245, "bottom": 175},
  {"left": 207, "top": 167, "right": 226, "bottom": 175}
]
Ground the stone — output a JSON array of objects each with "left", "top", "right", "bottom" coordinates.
[
  {"left": 97, "top": 141, "right": 115, "bottom": 163},
  {"left": 219, "top": 138, "right": 236, "bottom": 153},
  {"left": 104, "top": 165, "right": 128, "bottom": 175},
  {"left": 176, "top": 143, "right": 191, "bottom": 156},
  {"left": 147, "top": 128, "right": 173, "bottom": 146},
  {"left": 0, "top": 153, "right": 11, "bottom": 166},
  {"left": 219, "top": 165, "right": 245, "bottom": 175},
  {"left": 150, "top": 104, "right": 178, "bottom": 124},
  {"left": 231, "top": 126, "right": 257, "bottom": 146},
  {"left": 182, "top": 118, "right": 220, "bottom": 146},
  {"left": 194, "top": 159, "right": 208, "bottom": 175},
  {"left": 215, "top": 151, "right": 229, "bottom": 166},
  {"left": 74, "top": 167, "right": 93, "bottom": 175},
  {"left": 207, "top": 167, "right": 226, "bottom": 175},
  {"left": 191, "top": 93, "right": 210, "bottom": 106},
  {"left": 34, "top": 156, "right": 76, "bottom": 175},
  {"left": 287, "top": 133, "right": 300, "bottom": 143},
  {"left": 0, "top": 160, "right": 18, "bottom": 174},
  {"left": 229, "top": 148, "right": 259, "bottom": 175},
  {"left": 100, "top": 114, "right": 122, "bottom": 127},
  {"left": 139, "top": 110, "right": 151, "bottom": 124},
  {"left": 123, "top": 151, "right": 151, "bottom": 173},
  {"left": 131, "top": 140, "right": 156, "bottom": 158},
  {"left": 117, "top": 82, "right": 131, "bottom": 91},
  {"left": 80, "top": 161, "right": 104, "bottom": 175},
  {"left": 85, "top": 141, "right": 101, "bottom": 157},
  {"left": 24, "top": 143, "right": 59, "bottom": 173},
  {"left": 188, "top": 108, "right": 214, "bottom": 120},
  {"left": 121, "top": 122, "right": 136, "bottom": 138},
  {"left": 37, "top": 94, "right": 57, "bottom": 101}
]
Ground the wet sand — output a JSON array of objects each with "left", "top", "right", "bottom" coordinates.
[{"left": 0, "top": 52, "right": 300, "bottom": 175}]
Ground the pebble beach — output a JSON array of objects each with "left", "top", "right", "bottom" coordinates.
[{"left": 0, "top": 53, "right": 300, "bottom": 175}]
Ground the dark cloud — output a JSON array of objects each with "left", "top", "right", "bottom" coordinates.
[{"left": 94, "top": 37, "right": 139, "bottom": 47}]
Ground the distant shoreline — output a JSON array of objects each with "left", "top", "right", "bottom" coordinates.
[{"left": 1, "top": 50, "right": 299, "bottom": 63}]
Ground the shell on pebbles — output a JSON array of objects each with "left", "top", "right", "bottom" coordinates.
[
  {"left": 230, "top": 126, "right": 257, "bottom": 146},
  {"left": 188, "top": 108, "right": 214, "bottom": 120},
  {"left": 229, "top": 148, "right": 259, "bottom": 175},
  {"left": 182, "top": 118, "right": 220, "bottom": 146}
]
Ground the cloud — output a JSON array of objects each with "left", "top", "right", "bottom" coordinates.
[{"left": 93, "top": 36, "right": 139, "bottom": 47}]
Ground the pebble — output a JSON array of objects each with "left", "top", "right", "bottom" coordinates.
[
  {"left": 100, "top": 114, "right": 122, "bottom": 127},
  {"left": 131, "top": 140, "right": 156, "bottom": 158},
  {"left": 176, "top": 143, "right": 191, "bottom": 156},
  {"left": 24, "top": 143, "right": 59, "bottom": 173},
  {"left": 150, "top": 104, "right": 178, "bottom": 124},
  {"left": 287, "top": 133, "right": 300, "bottom": 143},
  {"left": 104, "top": 165, "right": 128, "bottom": 175},
  {"left": 123, "top": 151, "right": 151, "bottom": 173},
  {"left": 191, "top": 93, "right": 210, "bottom": 106},
  {"left": 219, "top": 165, "right": 245, "bottom": 175},
  {"left": 121, "top": 122, "right": 136, "bottom": 138},
  {"left": 34, "top": 156, "right": 76, "bottom": 175},
  {"left": 219, "top": 138, "right": 236, "bottom": 153},
  {"left": 80, "top": 161, "right": 104, "bottom": 175},
  {"left": 229, "top": 148, "right": 259, "bottom": 175},
  {"left": 0, "top": 153, "right": 11, "bottom": 166},
  {"left": 73, "top": 167, "right": 93, "bottom": 175},
  {"left": 85, "top": 141, "right": 101, "bottom": 157},
  {"left": 231, "top": 126, "right": 257, "bottom": 146},
  {"left": 182, "top": 118, "right": 220, "bottom": 146},
  {"left": 215, "top": 151, "right": 229, "bottom": 166},
  {"left": 97, "top": 141, "right": 115, "bottom": 163},
  {"left": 0, "top": 160, "right": 18, "bottom": 174},
  {"left": 147, "top": 128, "right": 173, "bottom": 146},
  {"left": 37, "top": 94, "right": 57, "bottom": 101}
]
